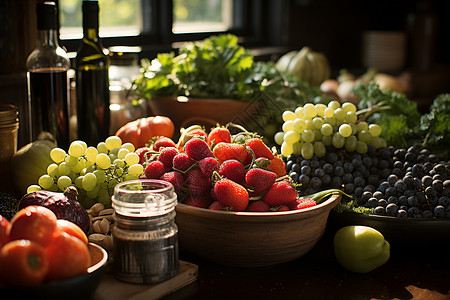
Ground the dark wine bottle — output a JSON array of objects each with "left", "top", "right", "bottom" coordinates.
[
  {"left": 26, "top": 1, "right": 71, "bottom": 149},
  {"left": 75, "top": 0, "right": 110, "bottom": 146}
]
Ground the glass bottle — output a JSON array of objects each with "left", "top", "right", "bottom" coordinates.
[
  {"left": 75, "top": 0, "right": 110, "bottom": 146},
  {"left": 26, "top": 1, "right": 71, "bottom": 149}
]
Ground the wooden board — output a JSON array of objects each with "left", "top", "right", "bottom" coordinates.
[{"left": 91, "top": 261, "right": 198, "bottom": 300}]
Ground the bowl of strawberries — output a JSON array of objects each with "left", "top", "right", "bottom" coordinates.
[{"left": 140, "top": 124, "right": 343, "bottom": 267}]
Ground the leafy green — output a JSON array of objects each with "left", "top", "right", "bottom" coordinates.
[{"left": 333, "top": 199, "right": 374, "bottom": 214}]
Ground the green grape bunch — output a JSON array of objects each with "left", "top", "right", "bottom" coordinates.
[
  {"left": 27, "top": 136, "right": 144, "bottom": 208},
  {"left": 274, "top": 101, "right": 387, "bottom": 159}
]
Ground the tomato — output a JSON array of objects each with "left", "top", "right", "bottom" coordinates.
[
  {"left": 0, "top": 239, "right": 49, "bottom": 286},
  {"left": 115, "top": 116, "right": 175, "bottom": 148},
  {"left": 8, "top": 206, "right": 57, "bottom": 247},
  {"left": 55, "top": 219, "right": 88, "bottom": 245},
  {"left": 0, "top": 215, "right": 9, "bottom": 247},
  {"left": 45, "top": 231, "right": 91, "bottom": 281}
]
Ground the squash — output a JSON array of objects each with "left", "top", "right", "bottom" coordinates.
[
  {"left": 276, "top": 47, "right": 331, "bottom": 87},
  {"left": 10, "top": 139, "right": 56, "bottom": 196}
]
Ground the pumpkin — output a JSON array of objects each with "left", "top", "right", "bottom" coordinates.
[
  {"left": 276, "top": 47, "right": 331, "bottom": 87},
  {"left": 115, "top": 116, "right": 175, "bottom": 148},
  {"left": 10, "top": 139, "right": 56, "bottom": 196}
]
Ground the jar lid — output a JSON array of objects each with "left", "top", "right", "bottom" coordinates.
[
  {"left": 0, "top": 104, "right": 19, "bottom": 126},
  {"left": 112, "top": 179, "right": 177, "bottom": 217}
]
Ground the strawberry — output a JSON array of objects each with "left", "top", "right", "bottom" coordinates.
[
  {"left": 207, "top": 127, "right": 231, "bottom": 146},
  {"left": 214, "top": 178, "right": 249, "bottom": 211},
  {"left": 262, "top": 180, "right": 298, "bottom": 206},
  {"left": 152, "top": 136, "right": 177, "bottom": 151},
  {"left": 245, "top": 168, "right": 277, "bottom": 195},
  {"left": 160, "top": 171, "right": 184, "bottom": 191},
  {"left": 268, "top": 156, "right": 287, "bottom": 177},
  {"left": 158, "top": 147, "right": 179, "bottom": 169},
  {"left": 183, "top": 193, "right": 212, "bottom": 208},
  {"left": 245, "top": 138, "right": 274, "bottom": 160},
  {"left": 246, "top": 200, "right": 270, "bottom": 212},
  {"left": 186, "top": 128, "right": 208, "bottom": 140},
  {"left": 144, "top": 160, "right": 168, "bottom": 179},
  {"left": 208, "top": 201, "right": 227, "bottom": 211},
  {"left": 288, "top": 198, "right": 316, "bottom": 210},
  {"left": 172, "top": 153, "right": 196, "bottom": 172},
  {"left": 273, "top": 205, "right": 290, "bottom": 212},
  {"left": 185, "top": 168, "right": 212, "bottom": 196},
  {"left": 213, "top": 142, "right": 248, "bottom": 164},
  {"left": 184, "top": 137, "right": 213, "bottom": 161},
  {"left": 198, "top": 157, "right": 219, "bottom": 178},
  {"left": 218, "top": 159, "right": 246, "bottom": 184},
  {"left": 135, "top": 146, "right": 152, "bottom": 165}
]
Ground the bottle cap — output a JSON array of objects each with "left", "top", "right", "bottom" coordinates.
[{"left": 37, "top": 1, "right": 57, "bottom": 30}]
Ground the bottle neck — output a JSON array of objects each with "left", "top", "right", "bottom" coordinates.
[
  {"left": 36, "top": 28, "right": 60, "bottom": 49},
  {"left": 82, "top": 1, "right": 100, "bottom": 42}
]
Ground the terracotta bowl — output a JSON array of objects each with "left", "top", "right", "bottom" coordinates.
[{"left": 175, "top": 194, "right": 341, "bottom": 267}]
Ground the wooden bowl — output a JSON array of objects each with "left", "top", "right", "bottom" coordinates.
[{"left": 175, "top": 194, "right": 341, "bottom": 267}]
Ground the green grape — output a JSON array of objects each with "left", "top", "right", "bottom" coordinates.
[
  {"left": 282, "top": 110, "right": 297, "bottom": 122},
  {"left": 369, "top": 124, "right": 382, "bottom": 137},
  {"left": 302, "top": 103, "right": 317, "bottom": 119},
  {"left": 65, "top": 155, "right": 79, "bottom": 168},
  {"left": 320, "top": 123, "right": 333, "bottom": 136},
  {"left": 123, "top": 174, "right": 139, "bottom": 182},
  {"left": 105, "top": 136, "right": 122, "bottom": 151},
  {"left": 294, "top": 106, "right": 304, "bottom": 118},
  {"left": 323, "top": 117, "right": 336, "bottom": 126},
  {"left": 274, "top": 132, "right": 284, "bottom": 145},
  {"left": 75, "top": 176, "right": 84, "bottom": 189},
  {"left": 358, "top": 130, "right": 373, "bottom": 143},
  {"left": 85, "top": 146, "right": 99, "bottom": 163},
  {"left": 57, "top": 175, "right": 72, "bottom": 191},
  {"left": 305, "top": 119, "right": 315, "bottom": 130},
  {"left": 293, "top": 142, "right": 301, "bottom": 155},
  {"left": 96, "top": 153, "right": 111, "bottom": 169},
  {"left": 93, "top": 169, "right": 107, "bottom": 183},
  {"left": 85, "top": 164, "right": 96, "bottom": 174},
  {"left": 121, "top": 142, "right": 135, "bottom": 153},
  {"left": 356, "top": 141, "right": 368, "bottom": 154},
  {"left": 124, "top": 152, "right": 139, "bottom": 166},
  {"left": 293, "top": 118, "right": 306, "bottom": 133},
  {"left": 97, "top": 188, "right": 111, "bottom": 207},
  {"left": 345, "top": 111, "right": 357, "bottom": 124},
  {"left": 315, "top": 104, "right": 327, "bottom": 117},
  {"left": 68, "top": 171, "right": 78, "bottom": 182},
  {"left": 338, "top": 124, "right": 352, "bottom": 137},
  {"left": 117, "top": 148, "right": 130, "bottom": 159},
  {"left": 344, "top": 135, "right": 357, "bottom": 152},
  {"left": 86, "top": 185, "right": 100, "bottom": 199},
  {"left": 371, "top": 136, "right": 387, "bottom": 149},
  {"left": 301, "top": 129, "right": 315, "bottom": 143},
  {"left": 48, "top": 183, "right": 58, "bottom": 192},
  {"left": 128, "top": 164, "right": 144, "bottom": 177},
  {"left": 356, "top": 121, "right": 368, "bottom": 132},
  {"left": 332, "top": 132, "right": 345, "bottom": 149},
  {"left": 301, "top": 142, "right": 314, "bottom": 159},
  {"left": 328, "top": 100, "right": 340, "bottom": 110},
  {"left": 38, "top": 174, "right": 54, "bottom": 189},
  {"left": 350, "top": 124, "right": 357, "bottom": 135},
  {"left": 314, "top": 129, "right": 323, "bottom": 141},
  {"left": 109, "top": 153, "right": 118, "bottom": 163},
  {"left": 68, "top": 141, "right": 85, "bottom": 158},
  {"left": 97, "top": 142, "right": 108, "bottom": 154},
  {"left": 284, "top": 131, "right": 301, "bottom": 144},
  {"left": 72, "top": 159, "right": 86, "bottom": 173},
  {"left": 334, "top": 108, "right": 346, "bottom": 121},
  {"left": 281, "top": 141, "right": 294, "bottom": 157},
  {"left": 113, "top": 159, "right": 126, "bottom": 168},
  {"left": 47, "top": 163, "right": 59, "bottom": 179},
  {"left": 27, "top": 185, "right": 42, "bottom": 193},
  {"left": 115, "top": 166, "right": 124, "bottom": 177},
  {"left": 82, "top": 172, "right": 97, "bottom": 191},
  {"left": 58, "top": 162, "right": 71, "bottom": 176},
  {"left": 322, "top": 135, "right": 332, "bottom": 146},
  {"left": 312, "top": 117, "right": 324, "bottom": 129},
  {"left": 282, "top": 120, "right": 295, "bottom": 132},
  {"left": 50, "top": 148, "right": 66, "bottom": 164},
  {"left": 313, "top": 141, "right": 326, "bottom": 157},
  {"left": 342, "top": 102, "right": 357, "bottom": 112},
  {"left": 324, "top": 107, "right": 334, "bottom": 118}
]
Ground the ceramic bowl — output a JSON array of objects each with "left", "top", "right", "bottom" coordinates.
[
  {"left": 175, "top": 194, "right": 341, "bottom": 267},
  {"left": 1, "top": 242, "right": 108, "bottom": 300}
]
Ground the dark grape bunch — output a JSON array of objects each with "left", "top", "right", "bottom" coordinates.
[{"left": 285, "top": 145, "right": 450, "bottom": 218}]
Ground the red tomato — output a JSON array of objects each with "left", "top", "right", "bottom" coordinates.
[
  {"left": 8, "top": 205, "right": 57, "bottom": 247},
  {"left": 45, "top": 231, "right": 91, "bottom": 281},
  {"left": 0, "top": 239, "right": 49, "bottom": 286},
  {"left": 0, "top": 215, "right": 9, "bottom": 247},
  {"left": 55, "top": 219, "right": 88, "bottom": 245}
]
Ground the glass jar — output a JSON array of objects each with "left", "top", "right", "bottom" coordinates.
[
  {"left": 111, "top": 179, "right": 179, "bottom": 284},
  {"left": 0, "top": 104, "right": 19, "bottom": 194}
]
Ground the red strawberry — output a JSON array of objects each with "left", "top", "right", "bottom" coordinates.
[
  {"left": 152, "top": 136, "right": 177, "bottom": 151},
  {"left": 218, "top": 159, "right": 246, "bottom": 184},
  {"left": 262, "top": 180, "right": 297, "bottom": 206},
  {"left": 158, "top": 147, "right": 179, "bottom": 169},
  {"left": 246, "top": 200, "right": 270, "bottom": 212},
  {"left": 245, "top": 168, "right": 277, "bottom": 195},
  {"left": 160, "top": 171, "right": 184, "bottom": 191},
  {"left": 288, "top": 198, "right": 316, "bottom": 210},
  {"left": 135, "top": 146, "right": 152, "bottom": 165},
  {"left": 184, "top": 193, "right": 212, "bottom": 208},
  {"left": 184, "top": 138, "right": 213, "bottom": 161},
  {"left": 208, "top": 201, "right": 227, "bottom": 211},
  {"left": 245, "top": 138, "right": 274, "bottom": 160},
  {"left": 185, "top": 168, "right": 211, "bottom": 196},
  {"left": 144, "top": 160, "right": 167, "bottom": 179},
  {"left": 207, "top": 127, "right": 232, "bottom": 146},
  {"left": 268, "top": 156, "right": 287, "bottom": 177},
  {"left": 213, "top": 142, "right": 248, "bottom": 164},
  {"left": 198, "top": 157, "right": 219, "bottom": 178},
  {"left": 172, "top": 153, "right": 196, "bottom": 172},
  {"left": 186, "top": 128, "right": 208, "bottom": 140},
  {"left": 273, "top": 205, "right": 290, "bottom": 212},
  {"left": 214, "top": 178, "right": 249, "bottom": 211}
]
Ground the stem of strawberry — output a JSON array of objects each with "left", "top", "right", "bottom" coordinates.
[
  {"left": 299, "top": 189, "right": 352, "bottom": 205},
  {"left": 176, "top": 124, "right": 204, "bottom": 148}
]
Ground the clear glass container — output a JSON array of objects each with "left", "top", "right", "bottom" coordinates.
[{"left": 111, "top": 179, "right": 179, "bottom": 284}]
